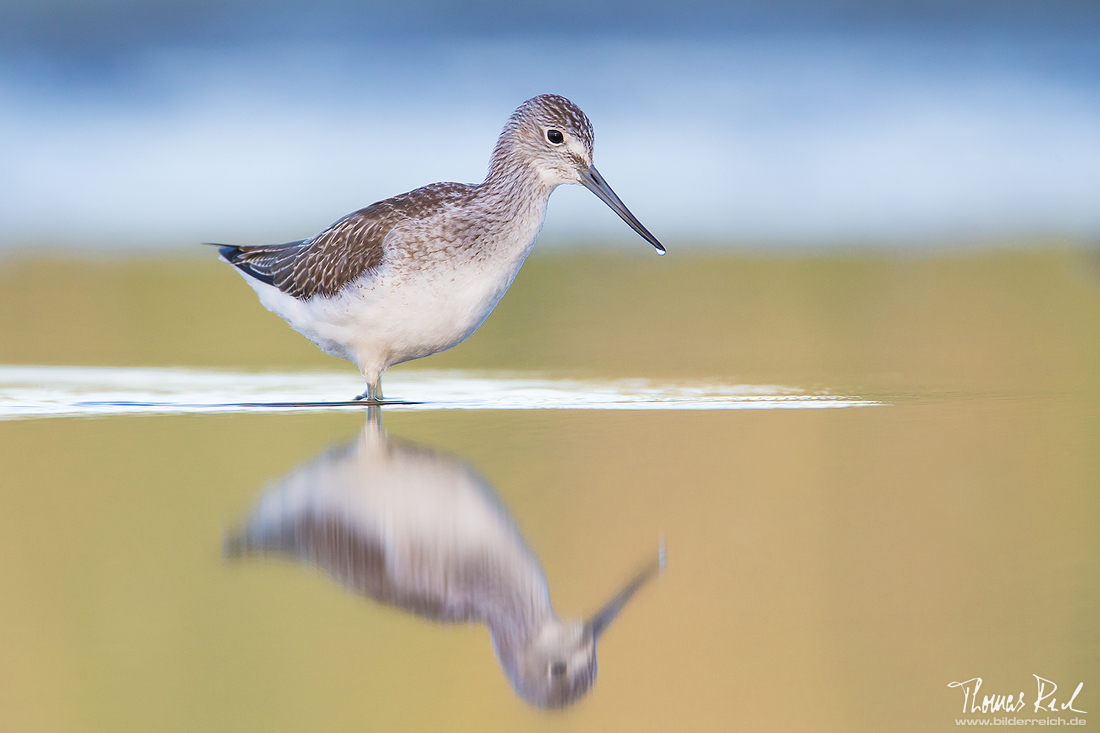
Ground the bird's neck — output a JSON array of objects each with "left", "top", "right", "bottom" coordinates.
[
  {"left": 484, "top": 584, "right": 555, "bottom": 652},
  {"left": 470, "top": 158, "right": 556, "bottom": 264},
  {"left": 482, "top": 156, "right": 555, "bottom": 205},
  {"left": 489, "top": 613, "right": 556, "bottom": 689},
  {"left": 484, "top": 134, "right": 557, "bottom": 201}
]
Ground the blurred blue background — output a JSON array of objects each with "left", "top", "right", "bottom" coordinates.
[{"left": 1, "top": 0, "right": 1098, "bottom": 250}]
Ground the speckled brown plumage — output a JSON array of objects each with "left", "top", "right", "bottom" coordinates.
[
  {"left": 225, "top": 420, "right": 664, "bottom": 708},
  {"left": 221, "top": 182, "right": 478, "bottom": 300}
]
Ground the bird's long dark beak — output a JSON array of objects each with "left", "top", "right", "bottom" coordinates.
[
  {"left": 580, "top": 167, "right": 666, "bottom": 255},
  {"left": 583, "top": 540, "right": 666, "bottom": 640}
]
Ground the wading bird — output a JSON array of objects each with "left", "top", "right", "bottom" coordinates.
[
  {"left": 216, "top": 94, "right": 664, "bottom": 402},
  {"left": 225, "top": 416, "right": 665, "bottom": 708}
]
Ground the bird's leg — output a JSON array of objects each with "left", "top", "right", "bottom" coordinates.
[{"left": 352, "top": 374, "right": 384, "bottom": 403}]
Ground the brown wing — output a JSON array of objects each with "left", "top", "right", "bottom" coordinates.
[
  {"left": 225, "top": 507, "right": 531, "bottom": 627},
  {"left": 220, "top": 182, "right": 478, "bottom": 301},
  {"left": 221, "top": 201, "right": 397, "bottom": 300}
]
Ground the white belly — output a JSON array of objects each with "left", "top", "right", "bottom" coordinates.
[
  {"left": 236, "top": 182, "right": 550, "bottom": 381},
  {"left": 241, "top": 241, "right": 530, "bottom": 377}
]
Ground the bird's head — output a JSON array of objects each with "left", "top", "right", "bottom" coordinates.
[
  {"left": 496, "top": 542, "right": 666, "bottom": 708},
  {"left": 490, "top": 93, "right": 665, "bottom": 254},
  {"left": 500, "top": 617, "right": 597, "bottom": 709}
]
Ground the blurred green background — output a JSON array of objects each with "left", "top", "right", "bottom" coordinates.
[
  {"left": 4, "top": 248, "right": 1099, "bottom": 394},
  {"left": 0, "top": 250, "right": 1097, "bottom": 731}
]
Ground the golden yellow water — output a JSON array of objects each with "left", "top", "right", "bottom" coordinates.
[{"left": 0, "top": 250, "right": 1097, "bottom": 730}]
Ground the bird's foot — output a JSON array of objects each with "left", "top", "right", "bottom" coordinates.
[{"left": 353, "top": 380, "right": 384, "bottom": 404}]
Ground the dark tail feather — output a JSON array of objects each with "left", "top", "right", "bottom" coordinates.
[
  {"left": 223, "top": 531, "right": 248, "bottom": 559},
  {"left": 199, "top": 242, "right": 243, "bottom": 261},
  {"left": 222, "top": 524, "right": 287, "bottom": 558},
  {"left": 207, "top": 243, "right": 276, "bottom": 286},
  {"left": 199, "top": 242, "right": 234, "bottom": 250}
]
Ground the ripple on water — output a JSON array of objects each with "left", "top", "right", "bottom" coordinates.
[{"left": 0, "top": 366, "right": 882, "bottom": 420}]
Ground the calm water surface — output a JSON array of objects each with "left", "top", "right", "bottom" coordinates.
[{"left": 0, "top": 252, "right": 1096, "bottom": 731}]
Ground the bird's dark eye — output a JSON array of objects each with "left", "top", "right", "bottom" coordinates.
[
  {"left": 546, "top": 129, "right": 564, "bottom": 144},
  {"left": 550, "top": 661, "right": 567, "bottom": 677}
]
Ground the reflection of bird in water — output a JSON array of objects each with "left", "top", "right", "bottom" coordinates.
[
  {"left": 214, "top": 94, "right": 664, "bottom": 403},
  {"left": 225, "top": 415, "right": 664, "bottom": 708}
]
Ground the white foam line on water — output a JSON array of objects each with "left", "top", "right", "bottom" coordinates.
[{"left": 0, "top": 366, "right": 883, "bottom": 419}]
